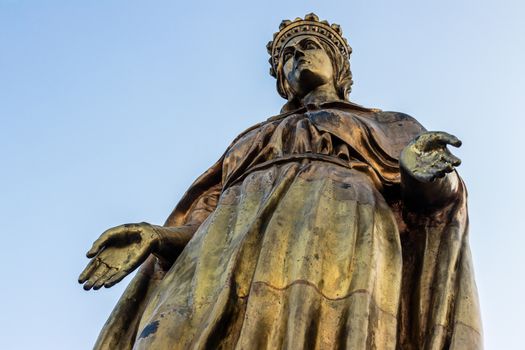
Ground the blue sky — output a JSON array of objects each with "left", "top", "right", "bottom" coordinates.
[{"left": 1, "top": 1, "right": 523, "bottom": 349}]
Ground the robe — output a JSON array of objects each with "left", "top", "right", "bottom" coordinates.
[{"left": 93, "top": 101, "right": 482, "bottom": 349}]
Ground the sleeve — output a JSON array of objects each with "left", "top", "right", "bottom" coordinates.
[
  {"left": 164, "top": 154, "right": 224, "bottom": 228},
  {"left": 397, "top": 175, "right": 482, "bottom": 348},
  {"left": 94, "top": 155, "right": 225, "bottom": 350}
]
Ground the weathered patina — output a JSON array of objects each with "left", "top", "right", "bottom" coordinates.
[{"left": 80, "top": 13, "right": 482, "bottom": 349}]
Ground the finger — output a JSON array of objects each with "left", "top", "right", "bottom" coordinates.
[
  {"left": 87, "top": 225, "right": 131, "bottom": 258},
  {"left": 78, "top": 259, "right": 100, "bottom": 284},
  {"left": 93, "top": 268, "right": 117, "bottom": 290},
  {"left": 430, "top": 131, "right": 461, "bottom": 147},
  {"left": 436, "top": 159, "right": 455, "bottom": 172},
  {"left": 104, "top": 270, "right": 129, "bottom": 288},
  {"left": 432, "top": 161, "right": 454, "bottom": 179},
  {"left": 441, "top": 151, "right": 462, "bottom": 167},
  {"left": 420, "top": 131, "right": 462, "bottom": 150},
  {"left": 442, "top": 162, "right": 455, "bottom": 173},
  {"left": 83, "top": 264, "right": 109, "bottom": 291},
  {"left": 412, "top": 170, "right": 436, "bottom": 183},
  {"left": 434, "top": 168, "right": 447, "bottom": 179}
]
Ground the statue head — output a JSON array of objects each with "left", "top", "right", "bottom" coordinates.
[{"left": 267, "top": 13, "right": 353, "bottom": 111}]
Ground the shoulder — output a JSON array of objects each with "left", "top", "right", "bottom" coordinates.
[
  {"left": 365, "top": 110, "right": 422, "bottom": 128},
  {"left": 368, "top": 110, "right": 427, "bottom": 135},
  {"left": 371, "top": 112, "right": 427, "bottom": 153},
  {"left": 321, "top": 101, "right": 426, "bottom": 131},
  {"left": 330, "top": 103, "right": 426, "bottom": 134},
  {"left": 374, "top": 110, "right": 420, "bottom": 124},
  {"left": 345, "top": 109, "right": 427, "bottom": 159}
]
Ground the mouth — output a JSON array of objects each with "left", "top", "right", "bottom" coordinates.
[{"left": 294, "top": 59, "right": 310, "bottom": 69}]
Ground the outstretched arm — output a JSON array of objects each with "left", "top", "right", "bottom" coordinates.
[
  {"left": 79, "top": 183, "right": 222, "bottom": 291},
  {"left": 78, "top": 223, "right": 194, "bottom": 291},
  {"left": 400, "top": 131, "right": 462, "bottom": 210}
]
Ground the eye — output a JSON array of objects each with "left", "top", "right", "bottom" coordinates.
[
  {"left": 305, "top": 41, "right": 318, "bottom": 50},
  {"left": 283, "top": 51, "right": 293, "bottom": 62}
]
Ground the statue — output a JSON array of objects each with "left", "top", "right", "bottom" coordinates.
[{"left": 79, "top": 13, "right": 482, "bottom": 349}]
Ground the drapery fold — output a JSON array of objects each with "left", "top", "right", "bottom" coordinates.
[{"left": 93, "top": 103, "right": 481, "bottom": 349}]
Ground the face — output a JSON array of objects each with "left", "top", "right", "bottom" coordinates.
[{"left": 281, "top": 36, "right": 335, "bottom": 97}]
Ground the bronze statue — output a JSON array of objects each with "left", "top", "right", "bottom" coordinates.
[{"left": 79, "top": 13, "right": 482, "bottom": 349}]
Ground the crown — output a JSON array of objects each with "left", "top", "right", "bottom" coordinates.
[{"left": 267, "top": 13, "right": 352, "bottom": 77}]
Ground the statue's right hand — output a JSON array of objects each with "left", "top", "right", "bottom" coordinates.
[{"left": 78, "top": 222, "right": 160, "bottom": 291}]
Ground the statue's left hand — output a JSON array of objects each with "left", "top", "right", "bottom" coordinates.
[
  {"left": 78, "top": 222, "right": 160, "bottom": 290},
  {"left": 400, "top": 131, "right": 462, "bottom": 183}
]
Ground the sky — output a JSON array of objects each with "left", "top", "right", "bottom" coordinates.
[{"left": 0, "top": 1, "right": 523, "bottom": 349}]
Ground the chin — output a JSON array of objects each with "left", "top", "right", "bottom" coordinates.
[{"left": 298, "top": 68, "right": 328, "bottom": 89}]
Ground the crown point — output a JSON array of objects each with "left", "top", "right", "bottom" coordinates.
[
  {"left": 305, "top": 13, "right": 319, "bottom": 21},
  {"left": 331, "top": 23, "right": 342, "bottom": 34},
  {"left": 279, "top": 20, "right": 291, "bottom": 30}
]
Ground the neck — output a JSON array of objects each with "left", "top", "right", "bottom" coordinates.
[{"left": 301, "top": 83, "right": 340, "bottom": 106}]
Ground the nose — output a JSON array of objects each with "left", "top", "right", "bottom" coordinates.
[{"left": 294, "top": 49, "right": 305, "bottom": 59}]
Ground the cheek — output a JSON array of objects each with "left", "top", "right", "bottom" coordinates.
[
  {"left": 283, "top": 60, "right": 296, "bottom": 81},
  {"left": 317, "top": 54, "right": 334, "bottom": 78}
]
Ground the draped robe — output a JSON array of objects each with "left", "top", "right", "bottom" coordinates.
[{"left": 93, "top": 102, "right": 482, "bottom": 349}]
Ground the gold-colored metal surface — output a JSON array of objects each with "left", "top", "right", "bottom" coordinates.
[{"left": 79, "top": 13, "right": 482, "bottom": 349}]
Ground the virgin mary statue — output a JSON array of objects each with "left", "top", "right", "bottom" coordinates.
[{"left": 79, "top": 13, "right": 482, "bottom": 350}]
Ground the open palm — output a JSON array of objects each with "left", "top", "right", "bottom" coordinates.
[
  {"left": 78, "top": 223, "right": 159, "bottom": 290},
  {"left": 400, "top": 131, "right": 462, "bottom": 183}
]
